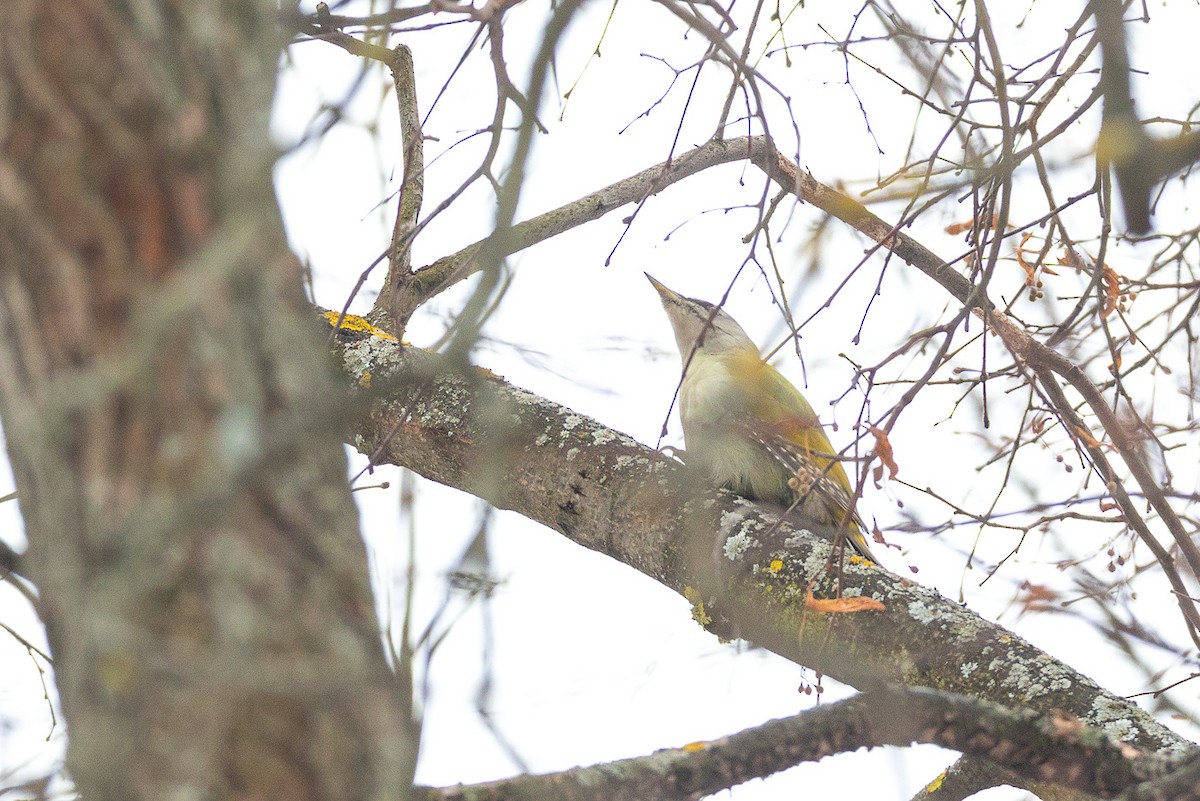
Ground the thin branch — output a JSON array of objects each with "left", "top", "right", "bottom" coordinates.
[{"left": 386, "top": 43, "right": 425, "bottom": 337}]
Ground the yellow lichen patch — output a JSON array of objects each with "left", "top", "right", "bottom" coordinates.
[
  {"left": 359, "top": 371, "right": 372, "bottom": 389},
  {"left": 805, "top": 588, "right": 885, "bottom": 613},
  {"left": 682, "top": 741, "right": 709, "bottom": 753},
  {"left": 684, "top": 585, "right": 713, "bottom": 627},
  {"left": 924, "top": 770, "right": 947, "bottom": 794},
  {"left": 767, "top": 559, "right": 784, "bottom": 574},
  {"left": 323, "top": 310, "right": 398, "bottom": 341},
  {"left": 473, "top": 365, "right": 505, "bottom": 381}
]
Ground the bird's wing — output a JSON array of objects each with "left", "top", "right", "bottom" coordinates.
[{"left": 743, "top": 360, "right": 878, "bottom": 560}]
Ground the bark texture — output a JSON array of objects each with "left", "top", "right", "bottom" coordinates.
[{"left": 0, "top": 4, "right": 411, "bottom": 800}]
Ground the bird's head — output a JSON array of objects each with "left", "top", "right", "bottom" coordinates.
[{"left": 645, "top": 273, "right": 757, "bottom": 361}]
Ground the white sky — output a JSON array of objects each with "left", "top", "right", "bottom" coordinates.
[{"left": 3, "top": 2, "right": 1200, "bottom": 799}]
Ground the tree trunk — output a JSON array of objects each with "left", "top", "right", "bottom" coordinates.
[{"left": 0, "top": 3, "right": 412, "bottom": 799}]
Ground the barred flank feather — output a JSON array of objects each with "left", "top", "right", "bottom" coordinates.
[{"left": 748, "top": 426, "right": 873, "bottom": 551}]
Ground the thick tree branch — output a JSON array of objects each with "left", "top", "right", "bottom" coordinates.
[
  {"left": 332, "top": 330, "right": 1194, "bottom": 763},
  {"left": 415, "top": 686, "right": 1184, "bottom": 801}
]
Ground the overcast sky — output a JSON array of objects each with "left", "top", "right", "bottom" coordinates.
[{"left": 4, "top": 3, "right": 1200, "bottom": 799}]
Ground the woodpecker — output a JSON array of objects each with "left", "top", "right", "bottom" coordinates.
[{"left": 647, "top": 273, "right": 878, "bottom": 562}]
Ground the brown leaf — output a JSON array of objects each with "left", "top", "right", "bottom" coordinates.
[
  {"left": 1100, "top": 264, "right": 1122, "bottom": 319},
  {"left": 869, "top": 426, "right": 899, "bottom": 480},
  {"left": 805, "top": 588, "right": 886, "bottom": 613}
]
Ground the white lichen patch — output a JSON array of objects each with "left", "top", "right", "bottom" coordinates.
[
  {"left": 340, "top": 335, "right": 412, "bottom": 390},
  {"left": 960, "top": 661, "right": 978, "bottom": 678},
  {"left": 615, "top": 454, "right": 651, "bottom": 470},
  {"left": 719, "top": 507, "right": 763, "bottom": 536},
  {"left": 900, "top": 583, "right": 994, "bottom": 640},
  {"left": 431, "top": 407, "right": 462, "bottom": 427},
  {"left": 723, "top": 530, "right": 757, "bottom": 561},
  {"left": 1089, "top": 696, "right": 1140, "bottom": 742},
  {"left": 1088, "top": 695, "right": 1190, "bottom": 756},
  {"left": 994, "top": 656, "right": 1074, "bottom": 701},
  {"left": 782, "top": 529, "right": 816, "bottom": 549},
  {"left": 591, "top": 427, "right": 619, "bottom": 445},
  {"left": 563, "top": 414, "right": 583, "bottom": 431},
  {"left": 340, "top": 340, "right": 375, "bottom": 380},
  {"left": 906, "top": 599, "right": 939, "bottom": 625},
  {"left": 565, "top": 448, "right": 579, "bottom": 461},
  {"left": 508, "top": 384, "right": 555, "bottom": 410}
]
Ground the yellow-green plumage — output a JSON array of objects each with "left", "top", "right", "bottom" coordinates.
[{"left": 647, "top": 274, "right": 877, "bottom": 562}]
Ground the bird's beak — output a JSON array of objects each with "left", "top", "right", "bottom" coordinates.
[{"left": 644, "top": 272, "right": 680, "bottom": 302}]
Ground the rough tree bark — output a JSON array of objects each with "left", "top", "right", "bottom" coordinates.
[{"left": 0, "top": 4, "right": 412, "bottom": 800}]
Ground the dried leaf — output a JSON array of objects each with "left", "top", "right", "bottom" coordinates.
[
  {"left": 869, "top": 426, "right": 899, "bottom": 481},
  {"left": 1073, "top": 425, "right": 1102, "bottom": 450},
  {"left": 1100, "top": 264, "right": 1122, "bottom": 319},
  {"left": 806, "top": 588, "right": 886, "bottom": 613},
  {"left": 1059, "top": 246, "right": 1089, "bottom": 273}
]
